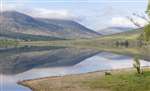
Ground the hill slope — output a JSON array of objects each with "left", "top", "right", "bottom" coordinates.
[
  {"left": 98, "top": 27, "right": 134, "bottom": 35},
  {"left": 0, "top": 11, "right": 100, "bottom": 40}
]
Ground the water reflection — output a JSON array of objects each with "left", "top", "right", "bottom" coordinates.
[
  {"left": 0, "top": 46, "right": 150, "bottom": 91},
  {"left": 0, "top": 46, "right": 99, "bottom": 75}
]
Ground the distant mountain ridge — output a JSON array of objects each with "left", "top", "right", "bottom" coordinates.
[
  {"left": 98, "top": 27, "right": 134, "bottom": 35},
  {"left": 0, "top": 11, "right": 101, "bottom": 40}
]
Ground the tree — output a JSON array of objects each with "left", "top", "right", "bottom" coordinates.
[
  {"left": 133, "top": 57, "right": 142, "bottom": 74},
  {"left": 144, "top": 0, "right": 150, "bottom": 42},
  {"left": 146, "top": 0, "right": 150, "bottom": 17},
  {"left": 144, "top": 24, "right": 150, "bottom": 41},
  {"left": 127, "top": 0, "right": 150, "bottom": 42}
]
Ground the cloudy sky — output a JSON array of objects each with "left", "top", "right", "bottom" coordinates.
[{"left": 1, "top": 0, "right": 148, "bottom": 31}]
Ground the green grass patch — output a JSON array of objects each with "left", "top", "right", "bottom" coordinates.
[
  {"left": 0, "top": 39, "right": 18, "bottom": 47},
  {"left": 84, "top": 71, "right": 150, "bottom": 91}
]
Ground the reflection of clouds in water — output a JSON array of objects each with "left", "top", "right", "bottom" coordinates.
[
  {"left": 97, "top": 52, "right": 131, "bottom": 60},
  {"left": 70, "top": 52, "right": 150, "bottom": 73},
  {"left": 14, "top": 67, "right": 70, "bottom": 80},
  {"left": 1, "top": 68, "right": 70, "bottom": 91},
  {"left": 1, "top": 75, "right": 30, "bottom": 91},
  {"left": 70, "top": 56, "right": 111, "bottom": 73},
  {"left": 140, "top": 60, "right": 150, "bottom": 67},
  {"left": 1, "top": 75, "right": 15, "bottom": 84}
]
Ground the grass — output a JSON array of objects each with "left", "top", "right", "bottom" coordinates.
[
  {"left": 0, "top": 39, "right": 18, "bottom": 47},
  {"left": 20, "top": 68, "right": 150, "bottom": 91},
  {"left": 85, "top": 70, "right": 150, "bottom": 91}
]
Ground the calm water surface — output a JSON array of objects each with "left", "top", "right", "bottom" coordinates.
[{"left": 0, "top": 46, "right": 150, "bottom": 91}]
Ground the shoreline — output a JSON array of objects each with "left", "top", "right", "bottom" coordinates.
[{"left": 19, "top": 67, "right": 150, "bottom": 91}]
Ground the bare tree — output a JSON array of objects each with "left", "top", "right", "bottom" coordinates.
[
  {"left": 127, "top": 0, "right": 150, "bottom": 28},
  {"left": 126, "top": 0, "right": 150, "bottom": 42}
]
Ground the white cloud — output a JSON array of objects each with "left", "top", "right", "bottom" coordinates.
[
  {"left": 111, "top": 16, "right": 148, "bottom": 28},
  {"left": 111, "top": 17, "right": 135, "bottom": 27},
  {"left": 2, "top": 0, "right": 29, "bottom": 11},
  {"left": 25, "top": 8, "right": 76, "bottom": 19},
  {"left": 2, "top": 0, "right": 76, "bottom": 20}
]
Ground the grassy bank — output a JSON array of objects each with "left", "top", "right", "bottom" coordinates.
[
  {"left": 85, "top": 70, "right": 150, "bottom": 91},
  {"left": 20, "top": 68, "right": 150, "bottom": 91},
  {"left": 0, "top": 39, "right": 18, "bottom": 48}
]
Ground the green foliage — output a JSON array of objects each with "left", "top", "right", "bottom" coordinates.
[
  {"left": 0, "top": 39, "right": 18, "bottom": 47},
  {"left": 146, "top": 0, "right": 150, "bottom": 17},
  {"left": 143, "top": 0, "right": 150, "bottom": 42},
  {"left": 144, "top": 24, "right": 150, "bottom": 42},
  {"left": 133, "top": 57, "right": 142, "bottom": 74}
]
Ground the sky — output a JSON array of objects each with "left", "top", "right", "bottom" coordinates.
[{"left": 1, "top": 0, "right": 148, "bottom": 31}]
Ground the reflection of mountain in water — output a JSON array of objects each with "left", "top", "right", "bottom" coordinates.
[{"left": 0, "top": 46, "right": 99, "bottom": 75}]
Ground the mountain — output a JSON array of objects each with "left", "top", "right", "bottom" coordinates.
[
  {"left": 98, "top": 27, "right": 134, "bottom": 35},
  {"left": 38, "top": 18, "right": 101, "bottom": 38},
  {"left": 0, "top": 11, "right": 100, "bottom": 40}
]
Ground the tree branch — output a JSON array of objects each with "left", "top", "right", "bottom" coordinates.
[{"left": 126, "top": 16, "right": 142, "bottom": 28}]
